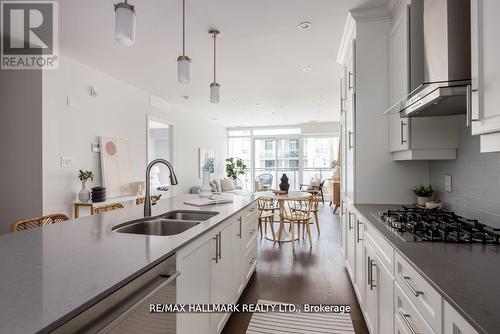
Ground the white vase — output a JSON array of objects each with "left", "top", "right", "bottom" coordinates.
[
  {"left": 78, "top": 181, "right": 91, "bottom": 203},
  {"left": 417, "top": 196, "right": 430, "bottom": 206},
  {"left": 199, "top": 171, "right": 212, "bottom": 198}
]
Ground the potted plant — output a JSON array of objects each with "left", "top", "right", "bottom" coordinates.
[
  {"left": 225, "top": 157, "right": 247, "bottom": 188},
  {"left": 413, "top": 184, "right": 434, "bottom": 206},
  {"left": 78, "top": 170, "right": 94, "bottom": 203},
  {"left": 330, "top": 159, "right": 340, "bottom": 179}
]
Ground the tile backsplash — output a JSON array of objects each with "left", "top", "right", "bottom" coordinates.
[{"left": 429, "top": 118, "right": 500, "bottom": 228}]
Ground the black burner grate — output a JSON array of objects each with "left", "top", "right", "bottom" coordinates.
[{"left": 379, "top": 206, "right": 500, "bottom": 244}]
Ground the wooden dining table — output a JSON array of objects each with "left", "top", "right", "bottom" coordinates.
[{"left": 255, "top": 190, "right": 312, "bottom": 243}]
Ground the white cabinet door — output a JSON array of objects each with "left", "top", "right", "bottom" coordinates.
[
  {"left": 212, "top": 222, "right": 235, "bottom": 334},
  {"left": 363, "top": 242, "right": 377, "bottom": 334},
  {"left": 345, "top": 40, "right": 356, "bottom": 202},
  {"left": 340, "top": 111, "right": 347, "bottom": 198},
  {"left": 388, "top": 5, "right": 410, "bottom": 152},
  {"left": 471, "top": 0, "right": 500, "bottom": 139},
  {"left": 444, "top": 301, "right": 479, "bottom": 334},
  {"left": 364, "top": 236, "right": 394, "bottom": 334},
  {"left": 345, "top": 208, "right": 356, "bottom": 281},
  {"left": 232, "top": 216, "right": 245, "bottom": 297},
  {"left": 376, "top": 254, "right": 394, "bottom": 334},
  {"left": 177, "top": 234, "right": 213, "bottom": 334},
  {"left": 354, "top": 214, "right": 364, "bottom": 307}
]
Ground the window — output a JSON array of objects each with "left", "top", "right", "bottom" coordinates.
[
  {"left": 253, "top": 128, "right": 301, "bottom": 136},
  {"left": 302, "top": 136, "right": 339, "bottom": 184},
  {"left": 226, "top": 127, "right": 338, "bottom": 191},
  {"left": 265, "top": 160, "right": 275, "bottom": 168}
]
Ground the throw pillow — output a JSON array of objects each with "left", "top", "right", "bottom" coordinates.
[
  {"left": 209, "top": 180, "right": 218, "bottom": 192},
  {"left": 220, "top": 178, "right": 235, "bottom": 191}
]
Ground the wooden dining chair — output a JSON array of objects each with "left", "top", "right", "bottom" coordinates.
[
  {"left": 258, "top": 197, "right": 276, "bottom": 241},
  {"left": 92, "top": 203, "right": 124, "bottom": 215},
  {"left": 280, "top": 197, "right": 314, "bottom": 252},
  {"left": 135, "top": 195, "right": 161, "bottom": 205},
  {"left": 306, "top": 190, "right": 322, "bottom": 235},
  {"left": 11, "top": 213, "right": 70, "bottom": 232}
]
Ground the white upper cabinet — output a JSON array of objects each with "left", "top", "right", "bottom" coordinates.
[
  {"left": 389, "top": 4, "right": 411, "bottom": 153},
  {"left": 470, "top": 0, "right": 500, "bottom": 152},
  {"left": 387, "top": 2, "right": 459, "bottom": 160}
]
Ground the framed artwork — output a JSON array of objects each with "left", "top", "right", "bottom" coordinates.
[
  {"left": 199, "top": 148, "right": 215, "bottom": 178},
  {"left": 99, "top": 137, "right": 135, "bottom": 198}
]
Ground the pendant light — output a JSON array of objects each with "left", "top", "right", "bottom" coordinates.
[
  {"left": 177, "top": 0, "right": 191, "bottom": 83},
  {"left": 209, "top": 30, "right": 220, "bottom": 103},
  {"left": 114, "top": 0, "right": 136, "bottom": 47}
]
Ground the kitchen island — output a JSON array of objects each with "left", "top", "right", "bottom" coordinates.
[{"left": 0, "top": 194, "right": 258, "bottom": 334}]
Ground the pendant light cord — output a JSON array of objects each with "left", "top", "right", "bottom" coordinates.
[
  {"left": 213, "top": 32, "right": 217, "bottom": 83},
  {"left": 182, "top": 0, "right": 185, "bottom": 56}
]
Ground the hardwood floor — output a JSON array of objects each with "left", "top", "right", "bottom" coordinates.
[{"left": 222, "top": 204, "right": 369, "bottom": 334}]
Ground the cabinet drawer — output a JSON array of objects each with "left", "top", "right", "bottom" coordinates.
[
  {"left": 243, "top": 240, "right": 258, "bottom": 282},
  {"left": 395, "top": 252, "right": 442, "bottom": 334},
  {"left": 395, "top": 282, "right": 436, "bottom": 334},
  {"left": 242, "top": 203, "right": 258, "bottom": 222},
  {"left": 242, "top": 213, "right": 258, "bottom": 249},
  {"left": 364, "top": 222, "right": 394, "bottom": 275}
]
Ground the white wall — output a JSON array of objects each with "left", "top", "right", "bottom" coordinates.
[
  {"left": 0, "top": 70, "right": 43, "bottom": 234},
  {"left": 42, "top": 56, "right": 226, "bottom": 217}
]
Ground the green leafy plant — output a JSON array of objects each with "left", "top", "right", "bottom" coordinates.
[
  {"left": 78, "top": 170, "right": 94, "bottom": 183},
  {"left": 225, "top": 157, "right": 247, "bottom": 180},
  {"left": 330, "top": 160, "right": 340, "bottom": 169},
  {"left": 413, "top": 184, "right": 434, "bottom": 197}
]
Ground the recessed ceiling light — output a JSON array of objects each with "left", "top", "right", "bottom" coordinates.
[
  {"left": 256, "top": 103, "right": 264, "bottom": 107},
  {"left": 302, "top": 66, "right": 312, "bottom": 72},
  {"left": 317, "top": 95, "right": 324, "bottom": 98},
  {"left": 298, "top": 22, "right": 312, "bottom": 30}
]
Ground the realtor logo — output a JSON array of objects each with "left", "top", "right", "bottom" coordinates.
[{"left": 1, "top": 1, "right": 58, "bottom": 69}]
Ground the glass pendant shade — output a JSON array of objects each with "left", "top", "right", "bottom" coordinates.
[
  {"left": 114, "top": 3, "right": 136, "bottom": 47},
  {"left": 210, "top": 83, "right": 220, "bottom": 103},
  {"left": 177, "top": 56, "right": 191, "bottom": 83}
]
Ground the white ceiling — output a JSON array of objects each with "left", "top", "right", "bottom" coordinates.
[{"left": 59, "top": 0, "right": 388, "bottom": 127}]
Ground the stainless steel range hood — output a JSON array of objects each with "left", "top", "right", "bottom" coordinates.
[{"left": 386, "top": 0, "right": 471, "bottom": 117}]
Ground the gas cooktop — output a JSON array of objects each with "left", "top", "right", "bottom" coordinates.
[{"left": 377, "top": 206, "right": 500, "bottom": 244}]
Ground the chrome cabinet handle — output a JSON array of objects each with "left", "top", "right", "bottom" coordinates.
[
  {"left": 368, "top": 257, "right": 376, "bottom": 290},
  {"left": 237, "top": 217, "right": 242, "bottom": 238},
  {"left": 367, "top": 256, "right": 372, "bottom": 287},
  {"left": 356, "top": 220, "right": 362, "bottom": 243},
  {"left": 400, "top": 120, "right": 407, "bottom": 145},
  {"left": 98, "top": 271, "right": 181, "bottom": 333},
  {"left": 348, "top": 71, "right": 353, "bottom": 90},
  {"left": 218, "top": 231, "right": 222, "bottom": 260},
  {"left": 348, "top": 131, "right": 354, "bottom": 150},
  {"left": 213, "top": 234, "right": 219, "bottom": 263},
  {"left": 466, "top": 84, "right": 480, "bottom": 127},
  {"left": 399, "top": 310, "right": 418, "bottom": 334},
  {"left": 466, "top": 84, "right": 472, "bottom": 127},
  {"left": 399, "top": 274, "right": 424, "bottom": 297}
]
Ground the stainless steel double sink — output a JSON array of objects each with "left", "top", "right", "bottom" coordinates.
[{"left": 112, "top": 210, "right": 219, "bottom": 236}]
